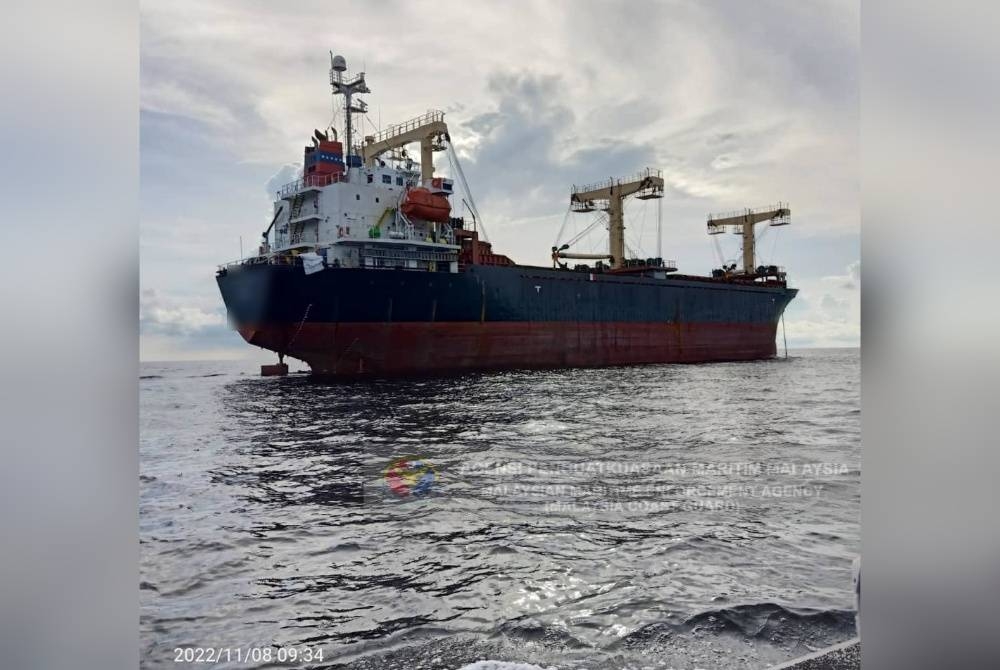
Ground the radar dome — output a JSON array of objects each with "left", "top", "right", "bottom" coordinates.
[{"left": 331, "top": 54, "right": 347, "bottom": 72}]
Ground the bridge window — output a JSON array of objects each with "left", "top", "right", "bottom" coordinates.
[
  {"left": 396, "top": 177, "right": 403, "bottom": 186},
  {"left": 382, "top": 174, "right": 392, "bottom": 184}
]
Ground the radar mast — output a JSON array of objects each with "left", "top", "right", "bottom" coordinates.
[{"left": 329, "top": 52, "right": 370, "bottom": 175}]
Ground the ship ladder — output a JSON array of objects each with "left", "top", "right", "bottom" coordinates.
[
  {"left": 289, "top": 193, "right": 306, "bottom": 220},
  {"left": 375, "top": 207, "right": 394, "bottom": 229},
  {"left": 370, "top": 207, "right": 394, "bottom": 239}
]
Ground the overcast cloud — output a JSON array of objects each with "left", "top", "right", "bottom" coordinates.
[{"left": 140, "top": 0, "right": 858, "bottom": 360}]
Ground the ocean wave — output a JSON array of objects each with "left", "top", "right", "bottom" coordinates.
[
  {"left": 620, "top": 602, "right": 855, "bottom": 644},
  {"left": 459, "top": 663, "right": 554, "bottom": 670}
]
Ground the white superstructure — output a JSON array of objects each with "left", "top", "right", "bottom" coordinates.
[{"left": 257, "top": 54, "right": 463, "bottom": 274}]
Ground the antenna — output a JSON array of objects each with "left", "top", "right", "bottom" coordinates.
[{"left": 328, "top": 53, "right": 369, "bottom": 176}]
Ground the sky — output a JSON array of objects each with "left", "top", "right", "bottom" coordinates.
[{"left": 140, "top": 0, "right": 859, "bottom": 361}]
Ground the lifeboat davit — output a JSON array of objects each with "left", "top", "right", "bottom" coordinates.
[{"left": 401, "top": 187, "right": 451, "bottom": 223}]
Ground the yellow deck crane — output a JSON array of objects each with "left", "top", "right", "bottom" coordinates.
[
  {"left": 707, "top": 203, "right": 790, "bottom": 276},
  {"left": 361, "top": 110, "right": 449, "bottom": 181},
  {"left": 563, "top": 169, "right": 665, "bottom": 270}
]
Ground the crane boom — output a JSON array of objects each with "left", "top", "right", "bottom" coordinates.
[{"left": 557, "top": 252, "right": 613, "bottom": 260}]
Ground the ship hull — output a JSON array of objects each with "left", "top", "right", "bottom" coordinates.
[{"left": 218, "top": 264, "right": 796, "bottom": 377}]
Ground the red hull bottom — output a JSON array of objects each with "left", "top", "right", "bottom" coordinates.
[{"left": 237, "top": 321, "right": 779, "bottom": 377}]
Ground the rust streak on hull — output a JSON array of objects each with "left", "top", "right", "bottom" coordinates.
[{"left": 238, "top": 321, "right": 779, "bottom": 378}]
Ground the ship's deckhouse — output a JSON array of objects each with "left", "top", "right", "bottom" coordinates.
[
  {"left": 270, "top": 159, "right": 461, "bottom": 270},
  {"left": 258, "top": 54, "right": 471, "bottom": 275}
]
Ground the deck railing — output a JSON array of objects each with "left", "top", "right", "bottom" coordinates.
[
  {"left": 365, "top": 110, "right": 445, "bottom": 145},
  {"left": 707, "top": 202, "right": 789, "bottom": 223},
  {"left": 572, "top": 168, "right": 663, "bottom": 196},
  {"left": 277, "top": 173, "right": 345, "bottom": 198},
  {"left": 217, "top": 254, "right": 303, "bottom": 272}
]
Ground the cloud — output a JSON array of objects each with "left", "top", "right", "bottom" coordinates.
[
  {"left": 785, "top": 260, "right": 861, "bottom": 347},
  {"left": 710, "top": 153, "right": 744, "bottom": 171},
  {"left": 820, "top": 293, "right": 849, "bottom": 316},
  {"left": 822, "top": 259, "right": 861, "bottom": 290},
  {"left": 453, "top": 72, "right": 656, "bottom": 223},
  {"left": 140, "top": 80, "right": 238, "bottom": 129},
  {"left": 783, "top": 317, "right": 860, "bottom": 349},
  {"left": 140, "top": 289, "right": 224, "bottom": 336},
  {"left": 265, "top": 163, "right": 301, "bottom": 198},
  {"left": 141, "top": 1, "right": 858, "bottom": 229}
]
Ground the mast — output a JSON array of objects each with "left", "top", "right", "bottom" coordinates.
[{"left": 329, "top": 52, "right": 369, "bottom": 175}]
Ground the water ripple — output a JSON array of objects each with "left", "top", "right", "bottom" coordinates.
[{"left": 141, "top": 349, "right": 859, "bottom": 668}]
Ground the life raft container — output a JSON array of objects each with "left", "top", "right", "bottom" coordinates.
[{"left": 400, "top": 187, "right": 451, "bottom": 223}]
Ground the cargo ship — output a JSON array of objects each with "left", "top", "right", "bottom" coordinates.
[{"left": 216, "top": 54, "right": 797, "bottom": 377}]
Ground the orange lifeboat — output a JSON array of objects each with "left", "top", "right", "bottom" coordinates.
[{"left": 401, "top": 187, "right": 451, "bottom": 223}]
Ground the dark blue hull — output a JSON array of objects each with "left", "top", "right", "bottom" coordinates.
[{"left": 217, "top": 263, "right": 796, "bottom": 376}]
